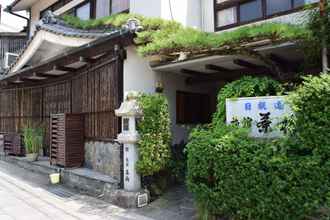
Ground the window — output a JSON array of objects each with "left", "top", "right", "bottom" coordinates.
[
  {"left": 294, "top": 0, "right": 319, "bottom": 7},
  {"left": 266, "top": 0, "right": 291, "bottom": 15},
  {"left": 176, "top": 91, "right": 211, "bottom": 124},
  {"left": 76, "top": 2, "right": 91, "bottom": 20},
  {"left": 214, "top": 0, "right": 319, "bottom": 30},
  {"left": 40, "top": 0, "right": 130, "bottom": 21},
  {"left": 240, "top": 0, "right": 262, "bottom": 22},
  {"left": 40, "top": 0, "right": 74, "bottom": 18},
  {"left": 217, "top": 7, "right": 237, "bottom": 27}
]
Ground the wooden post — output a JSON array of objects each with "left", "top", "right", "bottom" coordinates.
[{"left": 320, "top": 0, "right": 328, "bottom": 72}]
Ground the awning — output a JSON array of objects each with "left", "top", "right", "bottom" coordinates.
[{"left": 151, "top": 41, "right": 307, "bottom": 83}]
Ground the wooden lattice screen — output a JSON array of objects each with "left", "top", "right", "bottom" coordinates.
[{"left": 0, "top": 55, "right": 122, "bottom": 152}]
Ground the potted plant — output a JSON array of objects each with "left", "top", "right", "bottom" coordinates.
[{"left": 23, "top": 126, "right": 44, "bottom": 162}]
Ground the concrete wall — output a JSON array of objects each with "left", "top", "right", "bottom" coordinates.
[{"left": 84, "top": 141, "right": 121, "bottom": 181}]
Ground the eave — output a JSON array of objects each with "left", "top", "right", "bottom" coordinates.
[
  {"left": 0, "top": 31, "right": 133, "bottom": 88},
  {"left": 151, "top": 40, "right": 311, "bottom": 83},
  {"left": 7, "top": 0, "right": 39, "bottom": 11},
  {"left": 6, "top": 12, "right": 123, "bottom": 74}
]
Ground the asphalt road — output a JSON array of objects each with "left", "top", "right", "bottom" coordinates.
[{"left": 0, "top": 161, "right": 152, "bottom": 220}]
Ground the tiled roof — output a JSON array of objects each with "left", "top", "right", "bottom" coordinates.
[
  {"left": 36, "top": 11, "right": 120, "bottom": 39},
  {"left": 6, "top": 11, "right": 123, "bottom": 74}
]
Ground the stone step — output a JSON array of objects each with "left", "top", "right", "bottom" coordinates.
[
  {"left": 62, "top": 167, "right": 120, "bottom": 197},
  {"left": 0, "top": 155, "right": 60, "bottom": 175},
  {"left": 0, "top": 154, "right": 120, "bottom": 198}
]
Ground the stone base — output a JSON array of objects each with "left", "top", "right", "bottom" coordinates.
[
  {"left": 84, "top": 141, "right": 121, "bottom": 181},
  {"left": 105, "top": 189, "right": 150, "bottom": 208}
]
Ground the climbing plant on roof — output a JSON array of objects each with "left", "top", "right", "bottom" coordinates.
[
  {"left": 62, "top": 13, "right": 312, "bottom": 79},
  {"left": 62, "top": 14, "right": 311, "bottom": 56}
]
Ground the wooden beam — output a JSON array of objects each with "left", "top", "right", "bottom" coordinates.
[
  {"left": 268, "top": 53, "right": 291, "bottom": 71},
  {"left": 12, "top": 77, "right": 24, "bottom": 84},
  {"left": 182, "top": 66, "right": 271, "bottom": 85},
  {"left": 205, "top": 64, "right": 230, "bottom": 72},
  {"left": 181, "top": 68, "right": 210, "bottom": 77},
  {"left": 185, "top": 77, "right": 230, "bottom": 85},
  {"left": 79, "top": 56, "right": 96, "bottom": 64},
  {"left": 23, "top": 72, "right": 48, "bottom": 81},
  {"left": 56, "top": 65, "right": 77, "bottom": 73},
  {"left": 233, "top": 59, "right": 265, "bottom": 69},
  {"left": 38, "top": 72, "right": 59, "bottom": 78},
  {"left": 181, "top": 68, "right": 241, "bottom": 82}
]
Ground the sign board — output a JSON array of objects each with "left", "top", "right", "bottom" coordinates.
[{"left": 226, "top": 96, "right": 292, "bottom": 138}]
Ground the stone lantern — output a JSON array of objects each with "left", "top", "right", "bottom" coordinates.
[{"left": 115, "top": 91, "right": 142, "bottom": 192}]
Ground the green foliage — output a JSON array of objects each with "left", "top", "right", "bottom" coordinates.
[
  {"left": 168, "top": 141, "right": 187, "bottom": 183},
  {"left": 186, "top": 124, "right": 330, "bottom": 220},
  {"left": 136, "top": 93, "right": 172, "bottom": 176},
  {"left": 138, "top": 22, "right": 310, "bottom": 56},
  {"left": 23, "top": 125, "right": 44, "bottom": 154},
  {"left": 61, "top": 14, "right": 310, "bottom": 57},
  {"left": 288, "top": 73, "right": 330, "bottom": 157},
  {"left": 62, "top": 13, "right": 144, "bottom": 29},
  {"left": 212, "top": 76, "right": 284, "bottom": 126},
  {"left": 187, "top": 74, "right": 330, "bottom": 219},
  {"left": 300, "top": 2, "right": 330, "bottom": 66}
]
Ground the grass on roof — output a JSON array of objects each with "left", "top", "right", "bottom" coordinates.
[{"left": 62, "top": 13, "right": 311, "bottom": 57}]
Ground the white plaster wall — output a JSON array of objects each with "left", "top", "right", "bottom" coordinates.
[
  {"left": 201, "top": 0, "right": 215, "bottom": 32},
  {"left": 30, "top": 0, "right": 58, "bottom": 36},
  {"left": 130, "top": 0, "right": 162, "bottom": 19},
  {"left": 130, "top": 0, "right": 202, "bottom": 29},
  {"left": 124, "top": 46, "right": 158, "bottom": 95},
  {"left": 124, "top": 46, "right": 219, "bottom": 144},
  {"left": 161, "top": 72, "right": 219, "bottom": 144}
]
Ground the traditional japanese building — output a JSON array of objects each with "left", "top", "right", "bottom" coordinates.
[{"left": 0, "top": 0, "right": 320, "bottom": 194}]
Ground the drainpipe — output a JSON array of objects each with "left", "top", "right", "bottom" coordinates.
[
  {"left": 4, "top": 6, "right": 30, "bottom": 38},
  {"left": 320, "top": 0, "right": 328, "bottom": 72},
  {"left": 200, "top": 0, "right": 205, "bottom": 31}
]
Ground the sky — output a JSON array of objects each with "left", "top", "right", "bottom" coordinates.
[{"left": 0, "top": 0, "right": 29, "bottom": 32}]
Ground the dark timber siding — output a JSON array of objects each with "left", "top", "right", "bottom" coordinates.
[{"left": 0, "top": 53, "right": 123, "bottom": 152}]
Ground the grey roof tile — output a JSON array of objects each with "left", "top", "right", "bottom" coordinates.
[{"left": 5, "top": 11, "right": 123, "bottom": 74}]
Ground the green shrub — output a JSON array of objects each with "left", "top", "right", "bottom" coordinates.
[
  {"left": 186, "top": 124, "right": 330, "bottom": 220},
  {"left": 212, "top": 76, "right": 284, "bottom": 126},
  {"left": 187, "top": 74, "right": 330, "bottom": 219},
  {"left": 288, "top": 73, "right": 330, "bottom": 157},
  {"left": 23, "top": 125, "right": 44, "bottom": 154},
  {"left": 136, "top": 93, "right": 172, "bottom": 176}
]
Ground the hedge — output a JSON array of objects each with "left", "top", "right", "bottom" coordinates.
[
  {"left": 136, "top": 93, "right": 172, "bottom": 176},
  {"left": 288, "top": 73, "right": 330, "bottom": 158},
  {"left": 186, "top": 124, "right": 330, "bottom": 220},
  {"left": 187, "top": 75, "right": 330, "bottom": 219}
]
